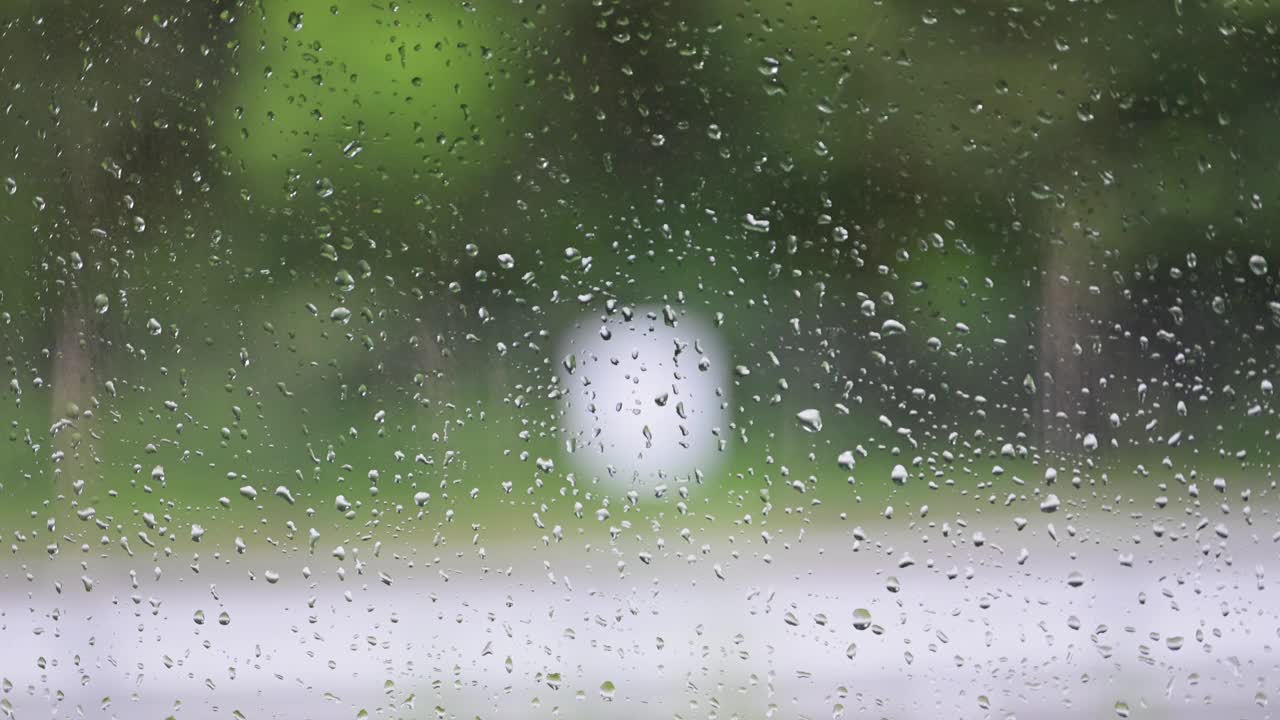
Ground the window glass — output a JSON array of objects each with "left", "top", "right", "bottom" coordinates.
[{"left": 1, "top": 2, "right": 1276, "bottom": 718}]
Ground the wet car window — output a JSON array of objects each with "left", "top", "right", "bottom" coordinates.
[{"left": 1, "top": 1, "right": 1277, "bottom": 718}]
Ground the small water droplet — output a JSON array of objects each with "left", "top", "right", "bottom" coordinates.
[
  {"left": 891, "top": 464, "right": 909, "bottom": 485},
  {"left": 796, "top": 409, "right": 823, "bottom": 433},
  {"left": 852, "top": 608, "right": 872, "bottom": 630}
]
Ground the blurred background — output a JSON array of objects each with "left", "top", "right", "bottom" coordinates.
[{"left": 1, "top": 0, "right": 1278, "bottom": 718}]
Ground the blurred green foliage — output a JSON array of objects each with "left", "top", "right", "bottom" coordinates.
[{"left": 1, "top": 0, "right": 1279, "bottom": 543}]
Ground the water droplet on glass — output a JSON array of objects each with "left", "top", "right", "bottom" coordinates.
[
  {"left": 796, "top": 409, "right": 823, "bottom": 433},
  {"left": 852, "top": 609, "right": 872, "bottom": 630},
  {"left": 891, "top": 464, "right": 909, "bottom": 485}
]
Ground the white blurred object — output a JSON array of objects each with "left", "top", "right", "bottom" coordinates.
[{"left": 559, "top": 306, "right": 729, "bottom": 487}]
